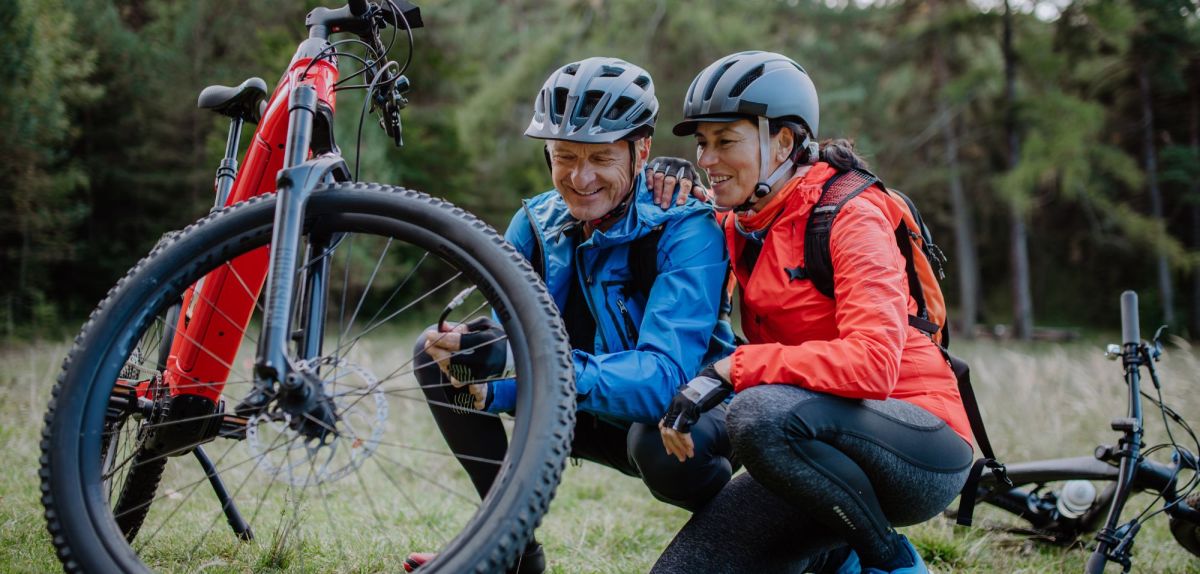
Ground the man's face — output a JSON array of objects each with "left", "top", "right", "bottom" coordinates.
[{"left": 547, "top": 138, "right": 649, "bottom": 222}]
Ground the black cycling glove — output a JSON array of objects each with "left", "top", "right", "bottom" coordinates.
[
  {"left": 446, "top": 317, "right": 509, "bottom": 385},
  {"left": 661, "top": 364, "right": 733, "bottom": 433},
  {"left": 647, "top": 156, "right": 699, "bottom": 187}
]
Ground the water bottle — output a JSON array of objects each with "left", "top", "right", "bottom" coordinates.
[{"left": 1056, "top": 480, "right": 1097, "bottom": 519}]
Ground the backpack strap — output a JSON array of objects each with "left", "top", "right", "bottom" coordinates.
[
  {"left": 802, "top": 169, "right": 881, "bottom": 298},
  {"left": 802, "top": 170, "right": 945, "bottom": 341},
  {"left": 627, "top": 225, "right": 665, "bottom": 301},
  {"left": 942, "top": 347, "right": 1011, "bottom": 526},
  {"left": 523, "top": 202, "right": 548, "bottom": 281}
]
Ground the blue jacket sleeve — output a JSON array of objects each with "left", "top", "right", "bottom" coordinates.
[{"left": 572, "top": 209, "right": 730, "bottom": 424}]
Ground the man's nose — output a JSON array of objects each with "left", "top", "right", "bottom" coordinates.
[{"left": 569, "top": 165, "right": 597, "bottom": 188}]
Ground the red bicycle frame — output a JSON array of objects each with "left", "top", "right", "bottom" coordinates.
[{"left": 164, "top": 53, "right": 340, "bottom": 403}]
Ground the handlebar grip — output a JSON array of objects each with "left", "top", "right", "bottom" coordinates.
[
  {"left": 1121, "top": 290, "right": 1140, "bottom": 345},
  {"left": 348, "top": 0, "right": 368, "bottom": 16}
]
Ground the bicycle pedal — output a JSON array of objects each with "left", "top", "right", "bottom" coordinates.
[{"left": 219, "top": 412, "right": 250, "bottom": 440}]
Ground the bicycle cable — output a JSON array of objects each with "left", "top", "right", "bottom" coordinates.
[
  {"left": 1121, "top": 363, "right": 1200, "bottom": 528},
  {"left": 353, "top": 59, "right": 401, "bottom": 181}
]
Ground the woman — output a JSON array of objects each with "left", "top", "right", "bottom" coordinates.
[{"left": 653, "top": 51, "right": 974, "bottom": 574}]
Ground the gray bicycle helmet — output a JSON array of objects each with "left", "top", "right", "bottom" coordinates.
[
  {"left": 672, "top": 51, "right": 818, "bottom": 138},
  {"left": 673, "top": 51, "right": 820, "bottom": 211},
  {"left": 525, "top": 57, "right": 658, "bottom": 143}
]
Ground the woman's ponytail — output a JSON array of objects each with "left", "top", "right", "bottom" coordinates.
[{"left": 818, "top": 139, "right": 869, "bottom": 172}]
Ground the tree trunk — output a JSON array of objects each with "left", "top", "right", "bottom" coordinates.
[
  {"left": 1138, "top": 62, "right": 1174, "bottom": 325},
  {"left": 1004, "top": 0, "right": 1034, "bottom": 340},
  {"left": 932, "top": 10, "right": 979, "bottom": 339},
  {"left": 931, "top": 25, "right": 979, "bottom": 336},
  {"left": 1190, "top": 68, "right": 1199, "bottom": 338}
]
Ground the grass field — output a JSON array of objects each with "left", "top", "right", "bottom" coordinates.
[{"left": 2, "top": 335, "right": 1198, "bottom": 573}]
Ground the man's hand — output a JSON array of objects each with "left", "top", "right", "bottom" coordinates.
[
  {"left": 647, "top": 156, "right": 709, "bottom": 209},
  {"left": 659, "top": 363, "right": 732, "bottom": 462},
  {"left": 423, "top": 317, "right": 509, "bottom": 387}
]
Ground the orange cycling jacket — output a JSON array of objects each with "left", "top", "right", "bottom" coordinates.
[{"left": 725, "top": 162, "right": 973, "bottom": 446}]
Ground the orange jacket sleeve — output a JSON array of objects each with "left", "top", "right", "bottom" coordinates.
[{"left": 730, "top": 199, "right": 909, "bottom": 399}]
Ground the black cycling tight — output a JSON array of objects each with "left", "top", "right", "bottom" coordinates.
[
  {"left": 652, "top": 384, "right": 972, "bottom": 573},
  {"left": 412, "top": 334, "right": 736, "bottom": 512}
]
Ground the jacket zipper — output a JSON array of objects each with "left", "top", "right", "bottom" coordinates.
[{"left": 614, "top": 298, "right": 639, "bottom": 346}]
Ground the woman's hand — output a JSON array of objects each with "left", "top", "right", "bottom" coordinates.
[
  {"left": 647, "top": 156, "right": 710, "bottom": 209},
  {"left": 659, "top": 359, "right": 733, "bottom": 462},
  {"left": 659, "top": 424, "right": 695, "bottom": 462}
]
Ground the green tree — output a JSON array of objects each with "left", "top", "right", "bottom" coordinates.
[{"left": 0, "top": 0, "right": 99, "bottom": 334}]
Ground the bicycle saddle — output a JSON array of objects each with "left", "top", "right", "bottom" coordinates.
[{"left": 197, "top": 77, "right": 268, "bottom": 124}]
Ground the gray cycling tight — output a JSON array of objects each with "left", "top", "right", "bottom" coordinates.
[{"left": 652, "top": 384, "right": 973, "bottom": 573}]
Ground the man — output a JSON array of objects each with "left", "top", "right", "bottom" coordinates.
[{"left": 406, "top": 57, "right": 736, "bottom": 573}]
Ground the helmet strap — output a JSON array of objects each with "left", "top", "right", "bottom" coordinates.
[{"left": 734, "top": 116, "right": 797, "bottom": 213}]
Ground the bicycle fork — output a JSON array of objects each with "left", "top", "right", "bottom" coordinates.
[
  {"left": 1086, "top": 291, "right": 1146, "bottom": 574},
  {"left": 246, "top": 82, "right": 350, "bottom": 440}
]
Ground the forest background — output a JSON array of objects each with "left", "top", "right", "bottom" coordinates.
[{"left": 2, "top": 0, "right": 1199, "bottom": 341}]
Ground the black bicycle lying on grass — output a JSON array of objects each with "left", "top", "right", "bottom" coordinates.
[{"left": 961, "top": 291, "right": 1199, "bottom": 572}]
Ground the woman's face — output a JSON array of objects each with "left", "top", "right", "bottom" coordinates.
[{"left": 694, "top": 119, "right": 789, "bottom": 209}]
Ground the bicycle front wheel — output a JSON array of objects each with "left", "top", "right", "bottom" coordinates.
[{"left": 41, "top": 183, "right": 575, "bottom": 573}]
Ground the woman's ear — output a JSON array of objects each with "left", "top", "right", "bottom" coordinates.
[{"left": 775, "top": 127, "right": 794, "bottom": 163}]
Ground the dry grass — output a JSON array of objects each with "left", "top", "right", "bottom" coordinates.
[{"left": 1, "top": 336, "right": 1198, "bottom": 573}]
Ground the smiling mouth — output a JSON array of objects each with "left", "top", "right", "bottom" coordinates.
[
  {"left": 709, "top": 175, "right": 732, "bottom": 185},
  {"left": 573, "top": 188, "right": 604, "bottom": 197}
]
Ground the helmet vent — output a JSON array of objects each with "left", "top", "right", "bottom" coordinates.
[
  {"left": 703, "top": 60, "right": 738, "bottom": 101},
  {"left": 605, "top": 96, "right": 635, "bottom": 120},
  {"left": 730, "top": 64, "right": 764, "bottom": 98},
  {"left": 633, "top": 108, "right": 653, "bottom": 125},
  {"left": 598, "top": 65, "right": 625, "bottom": 78},
  {"left": 552, "top": 88, "right": 570, "bottom": 118},
  {"left": 579, "top": 90, "right": 605, "bottom": 119},
  {"left": 633, "top": 75, "right": 650, "bottom": 89},
  {"left": 563, "top": 63, "right": 579, "bottom": 76}
]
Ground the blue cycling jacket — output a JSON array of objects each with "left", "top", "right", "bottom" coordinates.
[{"left": 487, "top": 172, "right": 736, "bottom": 424}]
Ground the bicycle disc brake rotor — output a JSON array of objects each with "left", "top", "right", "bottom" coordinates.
[{"left": 245, "top": 356, "right": 388, "bottom": 486}]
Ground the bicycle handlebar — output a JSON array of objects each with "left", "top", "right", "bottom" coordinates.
[{"left": 1121, "top": 290, "right": 1139, "bottom": 346}]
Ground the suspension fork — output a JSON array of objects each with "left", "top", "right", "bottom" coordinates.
[
  {"left": 256, "top": 84, "right": 320, "bottom": 386},
  {"left": 251, "top": 84, "right": 350, "bottom": 427}
]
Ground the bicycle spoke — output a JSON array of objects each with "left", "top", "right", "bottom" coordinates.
[
  {"left": 340, "top": 237, "right": 392, "bottom": 345},
  {"left": 361, "top": 250, "right": 429, "bottom": 330},
  {"left": 339, "top": 234, "right": 356, "bottom": 351},
  {"left": 332, "top": 271, "right": 462, "bottom": 358},
  {"left": 371, "top": 448, "right": 482, "bottom": 507},
  {"left": 185, "top": 279, "right": 260, "bottom": 347},
  {"left": 221, "top": 260, "right": 267, "bottom": 316},
  {"left": 368, "top": 452, "right": 458, "bottom": 544},
  {"left": 129, "top": 430, "right": 301, "bottom": 553}
]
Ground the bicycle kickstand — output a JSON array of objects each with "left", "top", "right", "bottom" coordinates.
[{"left": 194, "top": 445, "right": 255, "bottom": 541}]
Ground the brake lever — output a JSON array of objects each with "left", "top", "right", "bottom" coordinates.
[{"left": 1150, "top": 324, "right": 1167, "bottom": 361}]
